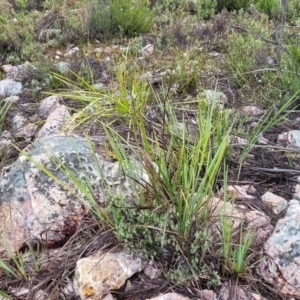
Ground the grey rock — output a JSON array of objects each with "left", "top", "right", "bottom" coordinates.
[
  {"left": 14, "top": 123, "right": 38, "bottom": 139},
  {"left": 0, "top": 132, "right": 150, "bottom": 258},
  {"left": 3, "top": 95, "right": 19, "bottom": 103},
  {"left": 257, "top": 200, "right": 300, "bottom": 297},
  {"left": 0, "top": 134, "right": 98, "bottom": 257},
  {"left": 39, "top": 95, "right": 62, "bottom": 119},
  {"left": 278, "top": 130, "right": 300, "bottom": 150},
  {"left": 12, "top": 113, "right": 27, "bottom": 130},
  {"left": 146, "top": 293, "right": 190, "bottom": 300},
  {"left": 0, "top": 79, "right": 22, "bottom": 97},
  {"left": 65, "top": 47, "right": 80, "bottom": 57},
  {"left": 37, "top": 105, "right": 70, "bottom": 137},
  {"left": 1, "top": 62, "right": 35, "bottom": 81}
]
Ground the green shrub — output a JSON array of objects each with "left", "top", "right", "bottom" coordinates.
[
  {"left": 110, "top": 0, "right": 155, "bottom": 36},
  {"left": 255, "top": 0, "right": 281, "bottom": 19},
  {"left": 0, "top": 10, "right": 38, "bottom": 61},
  {"left": 255, "top": 0, "right": 300, "bottom": 23},
  {"left": 287, "top": 0, "right": 300, "bottom": 24},
  {"left": 195, "top": 0, "right": 217, "bottom": 19}
]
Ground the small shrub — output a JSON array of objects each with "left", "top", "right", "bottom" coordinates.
[
  {"left": 110, "top": 0, "right": 155, "bottom": 36},
  {"left": 287, "top": 0, "right": 300, "bottom": 24},
  {"left": 255, "top": 0, "right": 281, "bottom": 19},
  {"left": 0, "top": 10, "right": 38, "bottom": 61},
  {"left": 195, "top": 0, "right": 217, "bottom": 19}
]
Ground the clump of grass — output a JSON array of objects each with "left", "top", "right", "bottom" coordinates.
[{"left": 47, "top": 54, "right": 278, "bottom": 288}]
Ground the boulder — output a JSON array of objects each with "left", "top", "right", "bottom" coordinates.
[
  {"left": 257, "top": 200, "right": 300, "bottom": 298},
  {"left": 0, "top": 132, "right": 150, "bottom": 258}
]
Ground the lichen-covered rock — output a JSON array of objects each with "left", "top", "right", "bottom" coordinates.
[
  {"left": 74, "top": 251, "right": 146, "bottom": 299},
  {"left": 0, "top": 133, "right": 149, "bottom": 257},
  {"left": 257, "top": 200, "right": 300, "bottom": 298}
]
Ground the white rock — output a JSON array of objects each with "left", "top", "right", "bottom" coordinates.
[
  {"left": 240, "top": 106, "right": 265, "bottom": 116},
  {"left": 261, "top": 191, "right": 287, "bottom": 214},
  {"left": 37, "top": 105, "right": 70, "bottom": 138},
  {"left": 0, "top": 79, "right": 22, "bottom": 97},
  {"left": 294, "top": 184, "right": 300, "bottom": 200},
  {"left": 64, "top": 46, "right": 79, "bottom": 57},
  {"left": 278, "top": 130, "right": 300, "bottom": 150},
  {"left": 146, "top": 293, "right": 190, "bottom": 300},
  {"left": 258, "top": 133, "right": 269, "bottom": 145},
  {"left": 103, "top": 293, "right": 117, "bottom": 300},
  {"left": 33, "top": 290, "right": 48, "bottom": 300},
  {"left": 93, "top": 47, "right": 103, "bottom": 53},
  {"left": 219, "top": 185, "right": 255, "bottom": 200},
  {"left": 142, "top": 44, "right": 154, "bottom": 56},
  {"left": 39, "top": 95, "right": 62, "bottom": 119},
  {"left": 12, "top": 114, "right": 27, "bottom": 130},
  {"left": 4, "top": 95, "right": 19, "bottom": 103}
]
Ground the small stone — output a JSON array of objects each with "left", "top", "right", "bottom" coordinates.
[
  {"left": 146, "top": 293, "right": 190, "bottom": 300},
  {"left": 33, "top": 290, "right": 48, "bottom": 300},
  {"left": 240, "top": 106, "right": 265, "bottom": 116},
  {"left": 143, "top": 261, "right": 162, "bottom": 279},
  {"left": 64, "top": 46, "right": 79, "bottom": 57},
  {"left": 3, "top": 95, "right": 19, "bottom": 103},
  {"left": 294, "top": 184, "right": 300, "bottom": 200},
  {"left": 258, "top": 133, "right": 269, "bottom": 145},
  {"left": 0, "top": 79, "right": 22, "bottom": 97},
  {"left": 103, "top": 294, "right": 117, "bottom": 300},
  {"left": 199, "top": 289, "right": 217, "bottom": 300},
  {"left": 12, "top": 114, "right": 27, "bottom": 130},
  {"left": 278, "top": 130, "right": 300, "bottom": 150},
  {"left": 219, "top": 185, "right": 255, "bottom": 200},
  {"left": 93, "top": 47, "right": 103, "bottom": 53},
  {"left": 39, "top": 95, "right": 62, "bottom": 119},
  {"left": 14, "top": 123, "right": 38, "bottom": 139},
  {"left": 261, "top": 191, "right": 287, "bottom": 214},
  {"left": 142, "top": 44, "right": 154, "bottom": 56},
  {"left": 74, "top": 251, "right": 147, "bottom": 299}
]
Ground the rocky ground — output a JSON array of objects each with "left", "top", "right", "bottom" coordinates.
[{"left": 1, "top": 1, "right": 300, "bottom": 300}]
